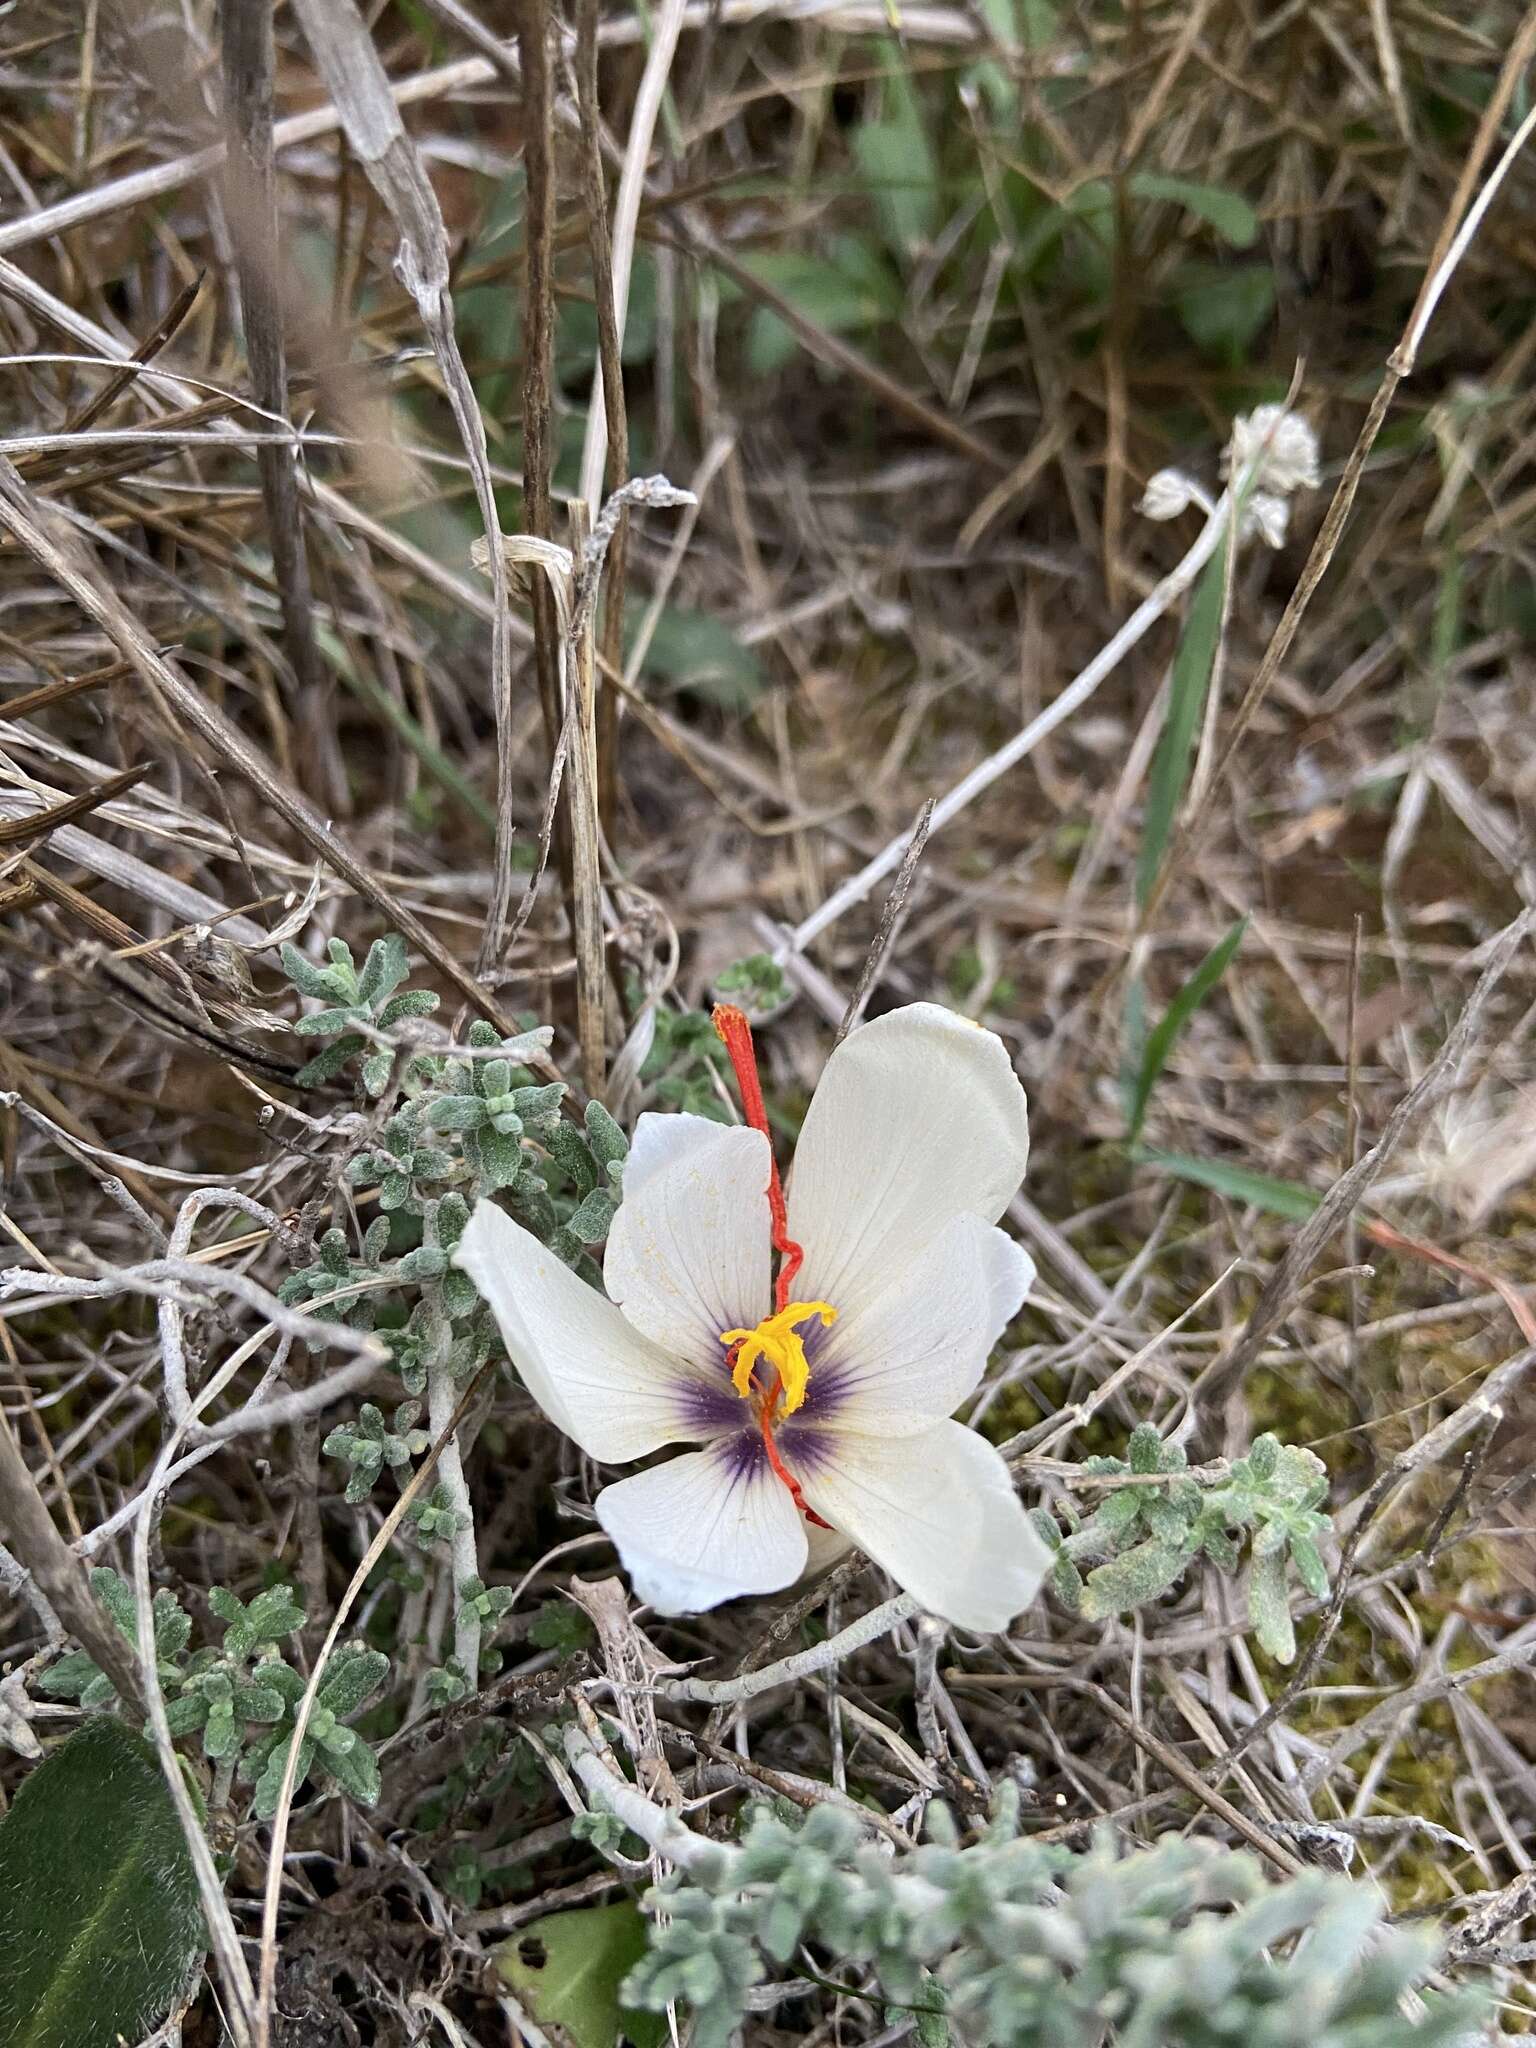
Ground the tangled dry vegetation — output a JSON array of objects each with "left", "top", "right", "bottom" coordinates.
[{"left": 2, "top": 1, "right": 1536, "bottom": 2043}]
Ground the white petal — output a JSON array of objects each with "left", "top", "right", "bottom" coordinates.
[
  {"left": 796, "top": 1421, "right": 1051, "bottom": 1632},
  {"left": 604, "top": 1118, "right": 772, "bottom": 1360},
  {"left": 799, "top": 1518, "right": 853, "bottom": 1583},
  {"left": 455, "top": 1200, "right": 719, "bottom": 1461},
  {"left": 807, "top": 1215, "right": 1035, "bottom": 1436},
  {"left": 595, "top": 1440, "right": 808, "bottom": 1615},
  {"left": 786, "top": 1003, "right": 1029, "bottom": 1313},
  {"left": 622, "top": 1108, "right": 739, "bottom": 1197}
]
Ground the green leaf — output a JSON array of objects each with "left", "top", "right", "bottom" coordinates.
[
  {"left": 625, "top": 606, "right": 766, "bottom": 713},
  {"left": 1173, "top": 262, "right": 1276, "bottom": 363},
  {"left": 427, "top": 1095, "right": 488, "bottom": 1132},
  {"left": 319, "top": 1646, "right": 389, "bottom": 1719},
  {"left": 469, "top": 1126, "right": 524, "bottom": 1193},
  {"left": 497, "top": 1903, "right": 667, "bottom": 2048},
  {"left": 281, "top": 941, "right": 352, "bottom": 1003},
  {"left": 547, "top": 1119, "right": 598, "bottom": 1197},
  {"left": 1289, "top": 1534, "right": 1331, "bottom": 1600},
  {"left": 163, "top": 1693, "right": 208, "bottom": 1737},
  {"left": 376, "top": 988, "right": 441, "bottom": 1028},
  {"left": 35, "top": 1652, "right": 101, "bottom": 1700},
  {"left": 253, "top": 1735, "right": 314, "bottom": 1821},
  {"left": 242, "top": 1584, "right": 306, "bottom": 1646},
  {"left": 585, "top": 1100, "right": 629, "bottom": 1171},
  {"left": 89, "top": 1566, "right": 136, "bottom": 1637},
  {"left": 294, "top": 1003, "right": 362, "bottom": 1037},
  {"left": 853, "top": 53, "right": 940, "bottom": 255},
  {"left": 1129, "top": 173, "right": 1258, "bottom": 249},
  {"left": 1136, "top": 541, "right": 1231, "bottom": 909},
  {"left": 528, "top": 1600, "right": 595, "bottom": 1654},
  {"left": 357, "top": 933, "right": 408, "bottom": 1008},
  {"left": 1080, "top": 1537, "right": 1192, "bottom": 1620},
  {"left": 0, "top": 1720, "right": 204, "bottom": 2048},
  {"left": 1249, "top": 1547, "right": 1296, "bottom": 1663},
  {"left": 1124, "top": 916, "right": 1248, "bottom": 1145},
  {"left": 320, "top": 1733, "right": 381, "bottom": 1807},
  {"left": 743, "top": 241, "right": 898, "bottom": 375},
  {"left": 296, "top": 1037, "right": 363, "bottom": 1086},
  {"left": 1137, "top": 1148, "right": 1321, "bottom": 1221},
  {"left": 202, "top": 1704, "right": 239, "bottom": 1761},
  {"left": 568, "top": 1189, "right": 618, "bottom": 1242}
]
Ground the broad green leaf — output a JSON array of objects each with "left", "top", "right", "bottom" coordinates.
[
  {"left": 625, "top": 606, "right": 765, "bottom": 712},
  {"left": 1174, "top": 262, "right": 1276, "bottom": 363},
  {"left": 559, "top": 251, "right": 659, "bottom": 380},
  {"left": 1129, "top": 174, "right": 1258, "bottom": 249},
  {"left": 853, "top": 50, "right": 940, "bottom": 255},
  {"left": 1137, "top": 1148, "right": 1321, "bottom": 1221},
  {"left": 0, "top": 1720, "right": 204, "bottom": 2048},
  {"left": 744, "top": 245, "right": 897, "bottom": 375},
  {"left": 1125, "top": 916, "right": 1248, "bottom": 1145},
  {"left": 1137, "top": 539, "right": 1231, "bottom": 908},
  {"left": 498, "top": 1902, "right": 666, "bottom": 2048}
]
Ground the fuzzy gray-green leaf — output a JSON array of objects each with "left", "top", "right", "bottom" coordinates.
[
  {"left": 1081, "top": 1537, "right": 1191, "bottom": 1620},
  {"left": 1249, "top": 1548, "right": 1296, "bottom": 1663}
]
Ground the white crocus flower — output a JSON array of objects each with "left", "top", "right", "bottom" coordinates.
[{"left": 455, "top": 1003, "right": 1052, "bottom": 1631}]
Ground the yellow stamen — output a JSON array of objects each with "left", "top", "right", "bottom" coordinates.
[{"left": 720, "top": 1300, "right": 837, "bottom": 1417}]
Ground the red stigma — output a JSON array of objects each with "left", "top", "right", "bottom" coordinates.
[
  {"left": 712, "top": 1004, "right": 804, "bottom": 1311},
  {"left": 713, "top": 1006, "right": 828, "bottom": 1529},
  {"left": 760, "top": 1395, "right": 831, "bottom": 1527}
]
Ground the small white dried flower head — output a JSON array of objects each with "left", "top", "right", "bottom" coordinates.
[
  {"left": 1138, "top": 468, "right": 1198, "bottom": 521},
  {"left": 1406, "top": 1083, "right": 1536, "bottom": 1227},
  {"left": 1240, "top": 490, "right": 1290, "bottom": 550},
  {"left": 1223, "top": 404, "right": 1320, "bottom": 496}
]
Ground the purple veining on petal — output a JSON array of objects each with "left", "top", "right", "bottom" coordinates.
[
  {"left": 798, "top": 1315, "right": 838, "bottom": 1367},
  {"left": 718, "top": 1424, "right": 770, "bottom": 1483},
  {"left": 792, "top": 1346, "right": 857, "bottom": 1426},
  {"left": 678, "top": 1378, "right": 749, "bottom": 1439},
  {"left": 775, "top": 1423, "right": 837, "bottom": 1477}
]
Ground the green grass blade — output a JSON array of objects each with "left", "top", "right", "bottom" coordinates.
[
  {"left": 1136, "top": 1147, "right": 1321, "bottom": 1221},
  {"left": 0, "top": 1719, "right": 204, "bottom": 2048},
  {"left": 1126, "top": 915, "right": 1248, "bottom": 1146},
  {"left": 1136, "top": 533, "right": 1230, "bottom": 909},
  {"left": 1128, "top": 174, "right": 1259, "bottom": 249},
  {"left": 316, "top": 625, "right": 498, "bottom": 836}
]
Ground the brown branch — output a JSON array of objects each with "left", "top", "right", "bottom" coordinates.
[
  {"left": 575, "top": 0, "right": 631, "bottom": 841},
  {"left": 0, "top": 1408, "right": 146, "bottom": 1712},
  {"left": 0, "top": 762, "right": 149, "bottom": 846},
  {"left": 218, "top": 0, "right": 333, "bottom": 806}
]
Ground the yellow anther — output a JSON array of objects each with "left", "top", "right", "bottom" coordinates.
[{"left": 720, "top": 1301, "right": 837, "bottom": 1417}]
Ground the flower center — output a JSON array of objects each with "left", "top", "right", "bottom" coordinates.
[
  {"left": 719, "top": 1300, "right": 837, "bottom": 1419},
  {"left": 711, "top": 1004, "right": 836, "bottom": 1530}
]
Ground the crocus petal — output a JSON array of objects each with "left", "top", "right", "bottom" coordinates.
[
  {"left": 604, "top": 1117, "right": 772, "bottom": 1359},
  {"left": 456, "top": 1200, "right": 723, "bottom": 1461},
  {"left": 621, "top": 1108, "right": 741, "bottom": 1197},
  {"left": 800, "top": 1517, "right": 853, "bottom": 1583},
  {"left": 786, "top": 1003, "right": 1030, "bottom": 1314},
  {"left": 794, "top": 1420, "right": 1051, "bottom": 1632},
  {"left": 595, "top": 1438, "right": 808, "bottom": 1615},
  {"left": 804, "top": 1213, "right": 1034, "bottom": 1436}
]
